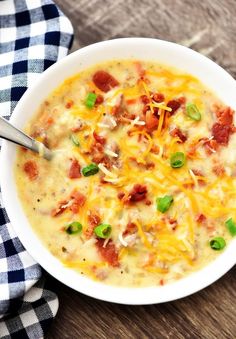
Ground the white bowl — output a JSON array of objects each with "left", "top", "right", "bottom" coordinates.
[{"left": 1, "top": 38, "right": 236, "bottom": 305}]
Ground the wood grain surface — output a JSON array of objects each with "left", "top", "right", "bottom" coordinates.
[{"left": 47, "top": 1, "right": 236, "bottom": 338}]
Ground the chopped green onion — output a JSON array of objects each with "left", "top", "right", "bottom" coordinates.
[
  {"left": 156, "top": 195, "right": 174, "bottom": 213},
  {"left": 85, "top": 92, "right": 97, "bottom": 108},
  {"left": 94, "top": 223, "right": 112, "bottom": 238},
  {"left": 225, "top": 218, "right": 236, "bottom": 236},
  {"left": 82, "top": 163, "right": 99, "bottom": 177},
  {"left": 170, "top": 152, "right": 186, "bottom": 168},
  {"left": 71, "top": 134, "right": 80, "bottom": 147},
  {"left": 65, "top": 221, "right": 82, "bottom": 235},
  {"left": 209, "top": 237, "right": 226, "bottom": 250},
  {"left": 186, "top": 103, "right": 201, "bottom": 121}
]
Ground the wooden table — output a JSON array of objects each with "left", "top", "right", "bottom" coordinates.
[{"left": 47, "top": 1, "right": 236, "bottom": 337}]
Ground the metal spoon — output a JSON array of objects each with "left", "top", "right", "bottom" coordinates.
[{"left": 0, "top": 116, "right": 52, "bottom": 160}]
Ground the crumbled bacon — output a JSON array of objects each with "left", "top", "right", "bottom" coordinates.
[
  {"left": 51, "top": 189, "right": 86, "bottom": 217},
  {"left": 152, "top": 93, "right": 165, "bottom": 103},
  {"left": 211, "top": 106, "right": 235, "bottom": 147},
  {"left": 216, "top": 106, "right": 234, "bottom": 126},
  {"left": 212, "top": 123, "right": 231, "bottom": 145},
  {"left": 167, "top": 97, "right": 185, "bottom": 115},
  {"left": 95, "top": 94, "right": 104, "bottom": 105},
  {"left": 51, "top": 200, "right": 68, "bottom": 217},
  {"left": 68, "top": 159, "right": 81, "bottom": 179},
  {"left": 135, "top": 61, "right": 146, "bottom": 78},
  {"left": 212, "top": 163, "right": 225, "bottom": 176},
  {"left": 69, "top": 190, "right": 86, "bottom": 214},
  {"left": 125, "top": 184, "right": 148, "bottom": 203},
  {"left": 93, "top": 131, "right": 106, "bottom": 145},
  {"left": 123, "top": 222, "right": 137, "bottom": 236},
  {"left": 140, "top": 95, "right": 149, "bottom": 104},
  {"left": 117, "top": 192, "right": 125, "bottom": 200},
  {"left": 23, "top": 161, "right": 38, "bottom": 180},
  {"left": 169, "top": 127, "right": 187, "bottom": 143},
  {"left": 145, "top": 110, "right": 159, "bottom": 131},
  {"left": 96, "top": 239, "right": 119, "bottom": 267},
  {"left": 202, "top": 138, "right": 218, "bottom": 154},
  {"left": 196, "top": 214, "right": 206, "bottom": 223},
  {"left": 65, "top": 99, "right": 74, "bottom": 109},
  {"left": 85, "top": 211, "right": 101, "bottom": 238},
  {"left": 93, "top": 70, "right": 119, "bottom": 92}
]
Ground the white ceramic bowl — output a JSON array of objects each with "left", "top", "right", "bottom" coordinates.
[{"left": 1, "top": 38, "right": 236, "bottom": 305}]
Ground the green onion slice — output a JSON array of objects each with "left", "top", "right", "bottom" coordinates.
[
  {"left": 71, "top": 134, "right": 80, "bottom": 147},
  {"left": 170, "top": 152, "right": 186, "bottom": 168},
  {"left": 186, "top": 103, "right": 201, "bottom": 121},
  {"left": 94, "top": 223, "right": 112, "bottom": 238},
  {"left": 85, "top": 92, "right": 97, "bottom": 109},
  {"left": 156, "top": 195, "right": 174, "bottom": 213},
  {"left": 65, "top": 221, "right": 82, "bottom": 235},
  {"left": 82, "top": 163, "right": 99, "bottom": 177},
  {"left": 209, "top": 237, "right": 226, "bottom": 250},
  {"left": 225, "top": 218, "right": 236, "bottom": 236}
]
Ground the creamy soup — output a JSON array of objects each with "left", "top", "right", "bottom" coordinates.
[{"left": 15, "top": 60, "right": 236, "bottom": 287}]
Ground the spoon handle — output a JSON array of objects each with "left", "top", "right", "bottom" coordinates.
[{"left": 0, "top": 116, "right": 52, "bottom": 160}]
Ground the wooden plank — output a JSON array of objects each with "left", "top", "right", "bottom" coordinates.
[{"left": 47, "top": 0, "right": 236, "bottom": 337}]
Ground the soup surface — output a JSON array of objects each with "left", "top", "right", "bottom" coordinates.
[{"left": 15, "top": 60, "right": 236, "bottom": 287}]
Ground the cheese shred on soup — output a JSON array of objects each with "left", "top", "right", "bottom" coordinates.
[{"left": 15, "top": 60, "right": 236, "bottom": 287}]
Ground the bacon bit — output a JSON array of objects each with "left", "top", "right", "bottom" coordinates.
[
  {"left": 95, "top": 94, "right": 104, "bottom": 105},
  {"left": 196, "top": 214, "right": 206, "bottom": 223},
  {"left": 212, "top": 163, "right": 225, "bottom": 176},
  {"left": 140, "top": 95, "right": 149, "bottom": 104},
  {"left": 203, "top": 138, "right": 218, "bottom": 155},
  {"left": 143, "top": 105, "right": 150, "bottom": 114},
  {"left": 46, "top": 116, "right": 54, "bottom": 125},
  {"left": 216, "top": 106, "right": 234, "bottom": 126},
  {"left": 125, "top": 184, "right": 148, "bottom": 203},
  {"left": 117, "top": 192, "right": 125, "bottom": 200},
  {"left": 126, "top": 98, "right": 137, "bottom": 105},
  {"left": 85, "top": 211, "right": 101, "bottom": 238},
  {"left": 68, "top": 159, "right": 81, "bottom": 179},
  {"left": 51, "top": 200, "right": 68, "bottom": 217},
  {"left": 134, "top": 61, "right": 146, "bottom": 78},
  {"left": 212, "top": 123, "right": 231, "bottom": 145},
  {"left": 169, "top": 127, "right": 187, "bottom": 143},
  {"left": 69, "top": 190, "right": 86, "bottom": 214},
  {"left": 152, "top": 93, "right": 165, "bottom": 103},
  {"left": 123, "top": 222, "right": 138, "bottom": 236},
  {"left": 93, "top": 131, "right": 106, "bottom": 145},
  {"left": 169, "top": 218, "right": 178, "bottom": 230},
  {"left": 145, "top": 110, "right": 159, "bottom": 131},
  {"left": 96, "top": 239, "right": 119, "bottom": 267},
  {"left": 145, "top": 199, "right": 152, "bottom": 206},
  {"left": 91, "top": 142, "right": 104, "bottom": 164},
  {"left": 150, "top": 144, "right": 160, "bottom": 154},
  {"left": 23, "top": 161, "right": 38, "bottom": 180},
  {"left": 167, "top": 97, "right": 185, "bottom": 115},
  {"left": 159, "top": 279, "right": 165, "bottom": 286},
  {"left": 93, "top": 70, "right": 119, "bottom": 92},
  {"left": 51, "top": 190, "right": 86, "bottom": 217},
  {"left": 65, "top": 99, "right": 74, "bottom": 109}
]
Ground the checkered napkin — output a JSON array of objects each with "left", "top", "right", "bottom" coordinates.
[{"left": 0, "top": 0, "right": 73, "bottom": 337}]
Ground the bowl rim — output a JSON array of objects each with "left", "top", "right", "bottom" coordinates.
[{"left": 1, "top": 37, "right": 236, "bottom": 305}]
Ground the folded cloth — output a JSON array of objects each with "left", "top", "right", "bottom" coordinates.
[{"left": 0, "top": 0, "right": 73, "bottom": 337}]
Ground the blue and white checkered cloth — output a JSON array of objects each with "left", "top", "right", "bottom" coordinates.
[{"left": 0, "top": 0, "right": 73, "bottom": 337}]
